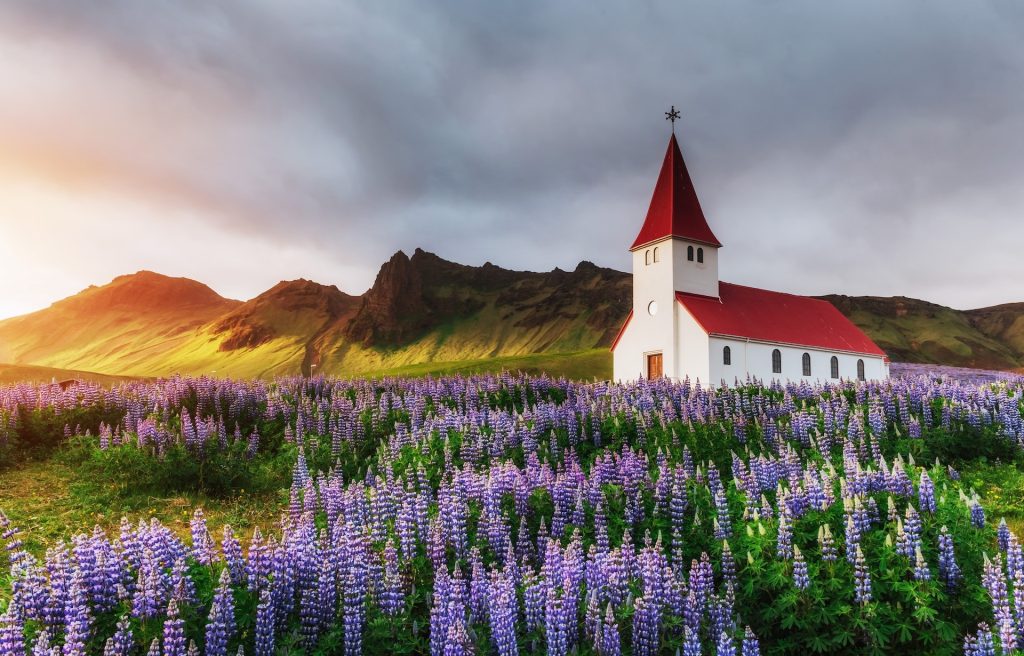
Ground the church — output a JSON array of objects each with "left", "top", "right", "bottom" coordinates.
[{"left": 611, "top": 126, "right": 889, "bottom": 385}]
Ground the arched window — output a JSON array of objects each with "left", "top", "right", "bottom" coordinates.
[
  {"left": 857, "top": 359, "right": 865, "bottom": 381},
  {"left": 687, "top": 245, "right": 694, "bottom": 261},
  {"left": 697, "top": 247, "right": 704, "bottom": 263},
  {"left": 653, "top": 246, "right": 660, "bottom": 263},
  {"left": 645, "top": 249, "right": 651, "bottom": 265},
  {"left": 830, "top": 356, "right": 839, "bottom": 379},
  {"left": 771, "top": 349, "right": 782, "bottom": 374},
  {"left": 723, "top": 345, "right": 731, "bottom": 365},
  {"left": 802, "top": 352, "right": 811, "bottom": 376}
]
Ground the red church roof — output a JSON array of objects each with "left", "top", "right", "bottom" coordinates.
[
  {"left": 676, "top": 282, "right": 887, "bottom": 356},
  {"left": 630, "top": 133, "right": 721, "bottom": 251}
]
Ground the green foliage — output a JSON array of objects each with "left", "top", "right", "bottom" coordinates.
[{"left": 59, "top": 436, "right": 298, "bottom": 498}]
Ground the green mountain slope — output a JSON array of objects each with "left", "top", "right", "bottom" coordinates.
[{"left": 819, "top": 295, "right": 1024, "bottom": 370}]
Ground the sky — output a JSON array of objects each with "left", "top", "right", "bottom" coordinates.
[{"left": 0, "top": 0, "right": 1022, "bottom": 319}]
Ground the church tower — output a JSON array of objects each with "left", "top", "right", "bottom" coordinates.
[{"left": 613, "top": 129, "right": 721, "bottom": 380}]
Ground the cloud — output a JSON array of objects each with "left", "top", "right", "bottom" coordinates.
[{"left": 0, "top": 0, "right": 1021, "bottom": 316}]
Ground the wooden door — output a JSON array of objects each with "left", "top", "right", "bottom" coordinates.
[{"left": 647, "top": 353, "right": 663, "bottom": 379}]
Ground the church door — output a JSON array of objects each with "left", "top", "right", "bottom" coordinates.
[{"left": 647, "top": 353, "right": 663, "bottom": 379}]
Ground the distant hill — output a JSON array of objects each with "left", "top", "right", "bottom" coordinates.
[
  {"left": 0, "top": 251, "right": 1020, "bottom": 379},
  {"left": 819, "top": 295, "right": 1024, "bottom": 371}
]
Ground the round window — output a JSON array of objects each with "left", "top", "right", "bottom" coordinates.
[{"left": 647, "top": 301, "right": 658, "bottom": 316}]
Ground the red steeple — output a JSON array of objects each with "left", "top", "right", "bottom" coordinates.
[{"left": 630, "top": 133, "right": 721, "bottom": 251}]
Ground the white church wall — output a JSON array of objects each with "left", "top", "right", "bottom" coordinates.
[
  {"left": 708, "top": 336, "right": 888, "bottom": 386},
  {"left": 616, "top": 241, "right": 680, "bottom": 380},
  {"left": 670, "top": 239, "right": 718, "bottom": 298},
  {"left": 675, "top": 303, "right": 710, "bottom": 383}
]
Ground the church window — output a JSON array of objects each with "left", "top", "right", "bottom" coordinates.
[
  {"left": 857, "top": 359, "right": 866, "bottom": 381},
  {"left": 697, "top": 247, "right": 704, "bottom": 263},
  {"left": 653, "top": 247, "right": 660, "bottom": 263},
  {"left": 771, "top": 349, "right": 782, "bottom": 373},
  {"left": 802, "top": 352, "right": 811, "bottom": 376},
  {"left": 687, "top": 245, "right": 694, "bottom": 261},
  {"left": 645, "top": 250, "right": 651, "bottom": 265},
  {"left": 830, "top": 356, "right": 839, "bottom": 379},
  {"left": 723, "top": 345, "right": 731, "bottom": 365}
]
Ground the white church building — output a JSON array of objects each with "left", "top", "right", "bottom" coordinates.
[{"left": 612, "top": 131, "right": 889, "bottom": 385}]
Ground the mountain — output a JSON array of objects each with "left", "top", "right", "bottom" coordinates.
[
  {"left": 819, "top": 295, "right": 1024, "bottom": 370},
  {"left": 0, "top": 251, "right": 630, "bottom": 378},
  {"left": 0, "top": 252, "right": 1020, "bottom": 379},
  {"left": 0, "top": 271, "right": 240, "bottom": 373}
]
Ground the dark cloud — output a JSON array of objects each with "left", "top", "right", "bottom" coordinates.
[{"left": 0, "top": 0, "right": 1022, "bottom": 309}]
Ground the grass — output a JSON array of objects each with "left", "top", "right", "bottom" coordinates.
[
  {"left": 0, "top": 456, "right": 285, "bottom": 554},
  {"left": 959, "top": 459, "right": 1024, "bottom": 537},
  {"left": 355, "top": 348, "right": 612, "bottom": 380},
  {"left": 0, "top": 363, "right": 140, "bottom": 386}
]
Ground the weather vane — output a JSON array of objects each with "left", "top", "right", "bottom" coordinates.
[{"left": 665, "top": 105, "right": 681, "bottom": 133}]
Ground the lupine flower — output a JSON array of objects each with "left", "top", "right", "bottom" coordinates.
[
  {"left": 632, "top": 595, "right": 660, "bottom": 656},
  {"left": 853, "top": 546, "right": 872, "bottom": 605},
  {"left": 599, "top": 604, "right": 621, "bottom": 656},
  {"left": 970, "top": 501, "right": 986, "bottom": 529},
  {"left": 919, "top": 472, "right": 936, "bottom": 513},
  {"left": 818, "top": 524, "right": 837, "bottom": 562},
  {"left": 163, "top": 599, "right": 187, "bottom": 656},
  {"left": 913, "top": 547, "right": 931, "bottom": 582},
  {"left": 793, "top": 545, "right": 810, "bottom": 590},
  {"left": 741, "top": 626, "right": 760, "bottom": 656},
  {"left": 254, "top": 588, "right": 275, "bottom": 656},
  {"left": 937, "top": 526, "right": 961, "bottom": 591}
]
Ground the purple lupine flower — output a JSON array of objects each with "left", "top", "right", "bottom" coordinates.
[
  {"left": 854, "top": 546, "right": 872, "bottom": 605},
  {"left": 913, "top": 547, "right": 931, "bottom": 582},
  {"left": 381, "top": 542, "right": 405, "bottom": 618},
  {"left": 721, "top": 541, "right": 737, "bottom": 590},
  {"left": 212, "top": 568, "right": 236, "bottom": 642},
  {"left": 105, "top": 616, "right": 134, "bottom": 656},
  {"left": 970, "top": 501, "right": 986, "bottom": 529},
  {"left": 190, "top": 509, "right": 213, "bottom": 566},
  {"left": 489, "top": 569, "right": 518, "bottom": 656},
  {"left": 0, "top": 600, "right": 25, "bottom": 656},
  {"left": 714, "top": 489, "right": 732, "bottom": 540},
  {"left": 599, "top": 603, "right": 621, "bottom": 656},
  {"left": 937, "top": 526, "right": 961, "bottom": 591},
  {"left": 222, "top": 526, "right": 245, "bottom": 586},
  {"left": 919, "top": 472, "right": 936, "bottom": 513},
  {"left": 963, "top": 623, "right": 995, "bottom": 656},
  {"left": 545, "top": 585, "right": 569, "bottom": 656},
  {"left": 741, "top": 626, "right": 760, "bottom": 656},
  {"left": 776, "top": 509, "right": 793, "bottom": 561},
  {"left": 982, "top": 554, "right": 1016, "bottom": 652},
  {"left": 717, "top": 630, "right": 737, "bottom": 656},
  {"left": 683, "top": 626, "right": 702, "bottom": 656},
  {"left": 343, "top": 544, "right": 368, "bottom": 656},
  {"left": 793, "top": 545, "right": 810, "bottom": 590},
  {"left": 844, "top": 515, "right": 860, "bottom": 566},
  {"left": 818, "top": 524, "right": 837, "bottom": 562},
  {"left": 300, "top": 585, "right": 321, "bottom": 649},
  {"left": 254, "top": 587, "right": 275, "bottom": 656},
  {"left": 631, "top": 595, "right": 660, "bottom": 656},
  {"left": 162, "top": 599, "right": 187, "bottom": 656},
  {"left": 998, "top": 519, "right": 1011, "bottom": 553},
  {"left": 443, "top": 619, "right": 472, "bottom": 656},
  {"left": 63, "top": 569, "right": 91, "bottom": 656}
]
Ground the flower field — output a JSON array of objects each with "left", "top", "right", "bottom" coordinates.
[{"left": 1, "top": 370, "right": 1024, "bottom": 655}]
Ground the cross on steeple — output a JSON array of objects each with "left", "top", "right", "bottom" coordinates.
[{"left": 665, "top": 105, "right": 681, "bottom": 133}]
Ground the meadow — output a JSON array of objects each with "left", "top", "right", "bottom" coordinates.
[{"left": 0, "top": 367, "right": 1023, "bottom": 655}]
